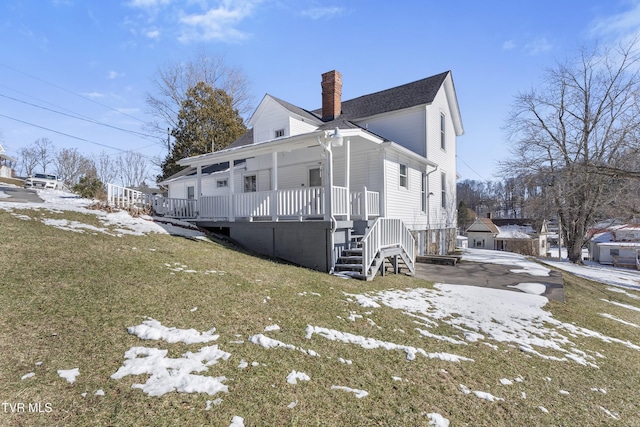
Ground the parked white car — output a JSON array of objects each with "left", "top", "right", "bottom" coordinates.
[{"left": 24, "top": 173, "right": 62, "bottom": 190}]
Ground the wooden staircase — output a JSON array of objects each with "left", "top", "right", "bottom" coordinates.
[{"left": 334, "top": 220, "right": 415, "bottom": 280}]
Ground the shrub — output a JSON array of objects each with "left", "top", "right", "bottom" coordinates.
[{"left": 72, "top": 176, "right": 105, "bottom": 200}]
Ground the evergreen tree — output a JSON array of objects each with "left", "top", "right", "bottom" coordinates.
[{"left": 159, "top": 82, "right": 246, "bottom": 180}]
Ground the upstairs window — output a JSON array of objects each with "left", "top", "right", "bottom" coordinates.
[
  {"left": 440, "top": 113, "right": 446, "bottom": 150},
  {"left": 399, "top": 164, "right": 408, "bottom": 189},
  {"left": 275, "top": 129, "right": 285, "bottom": 138}
]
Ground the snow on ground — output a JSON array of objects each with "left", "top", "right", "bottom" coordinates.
[
  {"left": 6, "top": 189, "right": 640, "bottom": 421},
  {"left": 286, "top": 370, "right": 310, "bottom": 384},
  {"left": 58, "top": 368, "right": 80, "bottom": 383},
  {"left": 0, "top": 188, "right": 205, "bottom": 238},
  {"left": 541, "top": 258, "right": 640, "bottom": 291},
  {"left": 127, "top": 318, "right": 219, "bottom": 344}
]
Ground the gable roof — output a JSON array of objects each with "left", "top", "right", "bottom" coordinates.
[
  {"left": 466, "top": 217, "right": 500, "bottom": 234},
  {"left": 316, "top": 71, "right": 450, "bottom": 121}
]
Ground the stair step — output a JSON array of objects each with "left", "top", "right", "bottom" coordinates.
[
  {"left": 334, "top": 263, "right": 363, "bottom": 271},
  {"left": 338, "top": 256, "right": 363, "bottom": 262},
  {"left": 342, "top": 248, "right": 362, "bottom": 255}
]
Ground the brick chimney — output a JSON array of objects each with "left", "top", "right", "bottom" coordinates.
[{"left": 321, "top": 70, "right": 342, "bottom": 121}]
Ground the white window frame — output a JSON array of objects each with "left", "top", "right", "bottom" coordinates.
[
  {"left": 275, "top": 128, "right": 285, "bottom": 138},
  {"left": 441, "top": 172, "right": 446, "bottom": 209},
  {"left": 216, "top": 179, "right": 228, "bottom": 188},
  {"left": 187, "top": 185, "right": 195, "bottom": 200},
  {"left": 308, "top": 166, "right": 322, "bottom": 187},
  {"left": 399, "top": 163, "right": 408, "bottom": 189},
  {"left": 421, "top": 172, "right": 426, "bottom": 212},
  {"left": 243, "top": 174, "right": 257, "bottom": 193},
  {"left": 440, "top": 112, "right": 446, "bottom": 150}
]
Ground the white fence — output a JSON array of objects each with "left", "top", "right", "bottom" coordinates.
[
  {"left": 360, "top": 217, "right": 415, "bottom": 278},
  {"left": 107, "top": 183, "right": 149, "bottom": 210}
]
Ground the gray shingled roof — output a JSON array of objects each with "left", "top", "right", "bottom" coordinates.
[
  {"left": 226, "top": 71, "right": 450, "bottom": 150},
  {"left": 314, "top": 71, "right": 450, "bottom": 120}
]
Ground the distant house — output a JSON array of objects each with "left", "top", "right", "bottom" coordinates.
[
  {"left": 465, "top": 216, "right": 548, "bottom": 256},
  {"left": 0, "top": 144, "right": 16, "bottom": 179},
  {"left": 150, "top": 69, "right": 464, "bottom": 279},
  {"left": 589, "top": 224, "right": 640, "bottom": 268}
]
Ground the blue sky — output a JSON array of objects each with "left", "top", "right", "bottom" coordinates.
[{"left": 1, "top": 0, "right": 639, "bottom": 182}]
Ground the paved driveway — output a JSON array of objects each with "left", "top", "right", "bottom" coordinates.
[
  {"left": 414, "top": 260, "right": 565, "bottom": 302},
  {"left": 0, "top": 185, "right": 43, "bottom": 203}
]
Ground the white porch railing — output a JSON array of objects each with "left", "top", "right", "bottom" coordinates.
[
  {"left": 156, "top": 198, "right": 198, "bottom": 219},
  {"left": 350, "top": 187, "right": 381, "bottom": 219},
  {"left": 107, "top": 183, "right": 148, "bottom": 210},
  {"left": 360, "top": 218, "right": 415, "bottom": 278},
  {"left": 158, "top": 186, "right": 380, "bottom": 222}
]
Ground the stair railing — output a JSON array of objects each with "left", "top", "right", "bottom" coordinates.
[{"left": 360, "top": 218, "right": 415, "bottom": 278}]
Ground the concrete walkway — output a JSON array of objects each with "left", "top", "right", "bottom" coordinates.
[
  {"left": 414, "top": 260, "right": 565, "bottom": 302},
  {"left": 0, "top": 185, "right": 43, "bottom": 203}
]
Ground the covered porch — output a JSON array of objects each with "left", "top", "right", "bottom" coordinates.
[{"left": 155, "top": 128, "right": 384, "bottom": 223}]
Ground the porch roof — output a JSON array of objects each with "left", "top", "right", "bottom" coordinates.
[{"left": 178, "top": 127, "right": 383, "bottom": 168}]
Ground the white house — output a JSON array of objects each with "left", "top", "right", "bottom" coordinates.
[
  {"left": 466, "top": 216, "right": 548, "bottom": 256},
  {"left": 589, "top": 224, "right": 640, "bottom": 268},
  {"left": 156, "top": 70, "right": 464, "bottom": 279}
]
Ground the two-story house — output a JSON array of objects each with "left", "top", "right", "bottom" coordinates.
[{"left": 157, "top": 70, "right": 464, "bottom": 279}]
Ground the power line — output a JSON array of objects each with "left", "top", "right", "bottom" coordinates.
[
  {"left": 0, "top": 113, "right": 158, "bottom": 160},
  {"left": 0, "top": 62, "right": 148, "bottom": 125},
  {"left": 0, "top": 92, "right": 158, "bottom": 141},
  {"left": 456, "top": 154, "right": 492, "bottom": 183}
]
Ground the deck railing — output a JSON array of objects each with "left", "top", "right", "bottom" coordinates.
[
  {"left": 360, "top": 218, "right": 415, "bottom": 278},
  {"left": 190, "top": 186, "right": 379, "bottom": 221},
  {"left": 107, "top": 183, "right": 148, "bottom": 210}
]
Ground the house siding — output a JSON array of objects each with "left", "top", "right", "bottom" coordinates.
[
  {"left": 383, "top": 153, "right": 427, "bottom": 229},
  {"left": 355, "top": 108, "right": 426, "bottom": 157}
]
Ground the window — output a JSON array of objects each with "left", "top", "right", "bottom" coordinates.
[
  {"left": 440, "top": 113, "right": 446, "bottom": 150},
  {"left": 421, "top": 172, "right": 426, "bottom": 212},
  {"left": 309, "top": 167, "right": 322, "bottom": 187},
  {"left": 187, "top": 186, "right": 195, "bottom": 200},
  {"left": 399, "top": 164, "right": 408, "bottom": 189},
  {"left": 441, "top": 173, "right": 446, "bottom": 208},
  {"left": 244, "top": 175, "right": 257, "bottom": 193},
  {"left": 610, "top": 248, "right": 620, "bottom": 257},
  {"left": 275, "top": 129, "right": 285, "bottom": 138},
  {"left": 216, "top": 179, "right": 228, "bottom": 188}
]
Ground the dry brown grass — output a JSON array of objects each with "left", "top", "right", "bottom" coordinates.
[{"left": 1, "top": 208, "right": 639, "bottom": 426}]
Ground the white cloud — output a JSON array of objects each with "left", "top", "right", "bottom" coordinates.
[
  {"left": 523, "top": 37, "right": 553, "bottom": 55},
  {"left": 178, "top": 0, "right": 260, "bottom": 43},
  {"left": 108, "top": 70, "right": 123, "bottom": 79},
  {"left": 82, "top": 92, "right": 105, "bottom": 99},
  {"left": 502, "top": 40, "right": 516, "bottom": 50},
  {"left": 145, "top": 29, "right": 160, "bottom": 39},
  {"left": 128, "top": 0, "right": 172, "bottom": 9},
  {"left": 301, "top": 6, "right": 344, "bottom": 20},
  {"left": 590, "top": 1, "right": 640, "bottom": 38}
]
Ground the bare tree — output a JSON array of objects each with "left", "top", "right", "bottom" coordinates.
[
  {"left": 502, "top": 41, "right": 640, "bottom": 263},
  {"left": 146, "top": 50, "right": 252, "bottom": 152},
  {"left": 19, "top": 146, "right": 39, "bottom": 177},
  {"left": 33, "top": 138, "right": 55, "bottom": 173},
  {"left": 54, "top": 148, "right": 94, "bottom": 187},
  {"left": 117, "top": 151, "right": 149, "bottom": 187},
  {"left": 93, "top": 151, "right": 118, "bottom": 186}
]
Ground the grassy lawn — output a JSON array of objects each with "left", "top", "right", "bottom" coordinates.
[{"left": 1, "top": 208, "right": 639, "bottom": 426}]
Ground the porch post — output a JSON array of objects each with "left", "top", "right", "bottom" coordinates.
[
  {"left": 196, "top": 165, "right": 202, "bottom": 217},
  {"left": 324, "top": 147, "right": 333, "bottom": 221},
  {"left": 228, "top": 161, "right": 235, "bottom": 222},
  {"left": 345, "top": 138, "right": 350, "bottom": 221},
  {"left": 362, "top": 185, "right": 368, "bottom": 220},
  {"left": 271, "top": 152, "right": 278, "bottom": 221}
]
